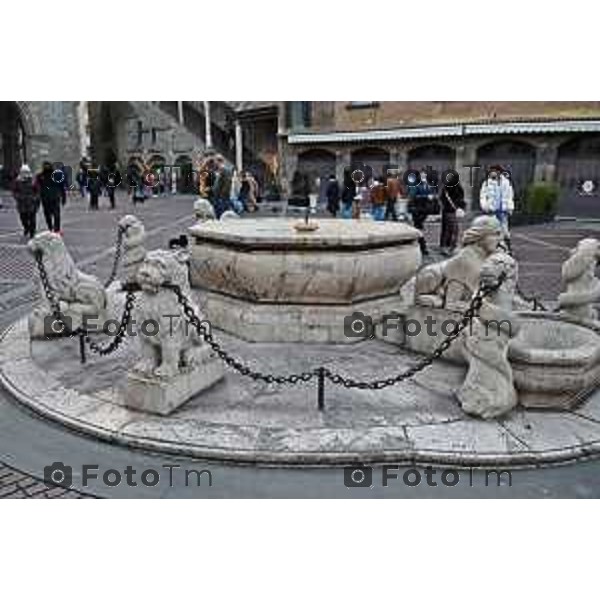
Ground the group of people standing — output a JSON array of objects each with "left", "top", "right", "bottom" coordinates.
[
  {"left": 321, "top": 165, "right": 514, "bottom": 257},
  {"left": 199, "top": 154, "right": 259, "bottom": 218},
  {"left": 13, "top": 162, "right": 65, "bottom": 238}
]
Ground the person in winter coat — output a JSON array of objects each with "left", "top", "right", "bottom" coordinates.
[
  {"left": 439, "top": 180, "right": 466, "bottom": 255},
  {"left": 87, "top": 169, "right": 102, "bottom": 210},
  {"left": 325, "top": 174, "right": 340, "bottom": 217},
  {"left": 479, "top": 166, "right": 514, "bottom": 247},
  {"left": 408, "top": 171, "right": 437, "bottom": 256},
  {"left": 35, "top": 161, "right": 62, "bottom": 233},
  {"left": 370, "top": 177, "right": 387, "bottom": 221},
  {"left": 340, "top": 170, "right": 355, "bottom": 219},
  {"left": 13, "top": 164, "right": 39, "bottom": 239}
]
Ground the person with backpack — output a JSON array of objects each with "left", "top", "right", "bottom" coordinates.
[
  {"left": 13, "top": 164, "right": 39, "bottom": 239},
  {"left": 408, "top": 170, "right": 438, "bottom": 256}
]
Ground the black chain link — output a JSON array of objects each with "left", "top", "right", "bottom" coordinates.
[
  {"left": 163, "top": 283, "right": 317, "bottom": 384},
  {"left": 83, "top": 291, "right": 136, "bottom": 356},
  {"left": 104, "top": 224, "right": 125, "bottom": 288},
  {"left": 163, "top": 274, "right": 505, "bottom": 389}
]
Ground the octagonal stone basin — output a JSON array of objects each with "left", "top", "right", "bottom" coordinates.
[
  {"left": 189, "top": 218, "right": 421, "bottom": 343},
  {"left": 509, "top": 313, "right": 600, "bottom": 409}
]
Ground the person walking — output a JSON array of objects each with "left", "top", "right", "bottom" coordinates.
[
  {"left": 408, "top": 170, "right": 437, "bottom": 256},
  {"left": 370, "top": 177, "right": 387, "bottom": 221},
  {"left": 35, "top": 161, "right": 62, "bottom": 233},
  {"left": 212, "top": 156, "right": 232, "bottom": 218},
  {"left": 385, "top": 174, "right": 401, "bottom": 221},
  {"left": 340, "top": 170, "right": 356, "bottom": 219},
  {"left": 13, "top": 164, "right": 39, "bottom": 239},
  {"left": 479, "top": 166, "right": 514, "bottom": 250},
  {"left": 87, "top": 169, "right": 102, "bottom": 210},
  {"left": 325, "top": 174, "right": 340, "bottom": 217},
  {"left": 439, "top": 179, "right": 466, "bottom": 255}
]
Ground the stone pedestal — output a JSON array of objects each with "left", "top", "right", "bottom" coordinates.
[{"left": 125, "top": 346, "right": 225, "bottom": 415}]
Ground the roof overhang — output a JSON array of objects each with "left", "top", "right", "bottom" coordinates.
[{"left": 287, "top": 119, "right": 600, "bottom": 145}]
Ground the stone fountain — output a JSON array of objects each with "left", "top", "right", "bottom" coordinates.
[{"left": 2, "top": 210, "right": 600, "bottom": 468}]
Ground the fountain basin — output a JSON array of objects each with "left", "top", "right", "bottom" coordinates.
[
  {"left": 509, "top": 313, "right": 600, "bottom": 409},
  {"left": 189, "top": 218, "right": 421, "bottom": 343}
]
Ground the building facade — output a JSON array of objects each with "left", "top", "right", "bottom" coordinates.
[{"left": 279, "top": 101, "right": 600, "bottom": 217}]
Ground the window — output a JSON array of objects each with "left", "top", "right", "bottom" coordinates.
[{"left": 347, "top": 101, "right": 380, "bottom": 109}]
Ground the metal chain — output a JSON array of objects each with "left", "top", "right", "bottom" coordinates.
[
  {"left": 104, "top": 224, "right": 125, "bottom": 287},
  {"left": 323, "top": 273, "right": 506, "bottom": 389},
  {"left": 164, "top": 274, "right": 505, "bottom": 389},
  {"left": 83, "top": 291, "right": 136, "bottom": 356},
  {"left": 163, "top": 283, "right": 316, "bottom": 384}
]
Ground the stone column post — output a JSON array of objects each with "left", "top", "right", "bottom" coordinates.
[
  {"left": 177, "top": 101, "right": 184, "bottom": 126},
  {"left": 455, "top": 142, "right": 478, "bottom": 211},
  {"left": 336, "top": 148, "right": 351, "bottom": 183},
  {"left": 203, "top": 101, "right": 212, "bottom": 149},
  {"left": 235, "top": 120, "right": 243, "bottom": 173}
]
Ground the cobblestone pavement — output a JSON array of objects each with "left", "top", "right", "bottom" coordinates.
[{"left": 0, "top": 192, "right": 599, "bottom": 497}]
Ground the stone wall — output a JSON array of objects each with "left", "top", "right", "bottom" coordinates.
[{"left": 307, "top": 101, "right": 600, "bottom": 132}]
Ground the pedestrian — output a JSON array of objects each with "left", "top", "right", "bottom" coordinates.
[
  {"left": 106, "top": 164, "right": 120, "bottom": 209},
  {"left": 370, "top": 177, "right": 387, "bottom": 221},
  {"left": 325, "top": 174, "right": 340, "bottom": 217},
  {"left": 340, "top": 169, "right": 355, "bottom": 219},
  {"left": 289, "top": 171, "right": 310, "bottom": 212},
  {"left": 408, "top": 170, "right": 438, "bottom": 256},
  {"left": 385, "top": 173, "right": 402, "bottom": 221},
  {"left": 35, "top": 161, "right": 62, "bottom": 234},
  {"left": 87, "top": 169, "right": 101, "bottom": 210},
  {"left": 439, "top": 179, "right": 466, "bottom": 255},
  {"left": 212, "top": 155, "right": 232, "bottom": 218},
  {"left": 13, "top": 164, "right": 39, "bottom": 239},
  {"left": 480, "top": 165, "right": 514, "bottom": 250}
]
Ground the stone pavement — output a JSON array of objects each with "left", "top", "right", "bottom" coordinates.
[{"left": 0, "top": 194, "right": 599, "bottom": 496}]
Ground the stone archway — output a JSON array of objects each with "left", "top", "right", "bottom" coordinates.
[
  {"left": 556, "top": 135, "right": 600, "bottom": 217},
  {"left": 350, "top": 147, "right": 391, "bottom": 184},
  {"left": 407, "top": 144, "right": 456, "bottom": 182},
  {"left": 475, "top": 139, "right": 536, "bottom": 210},
  {"left": 297, "top": 148, "right": 336, "bottom": 197}
]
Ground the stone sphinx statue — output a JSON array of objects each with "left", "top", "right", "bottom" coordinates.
[
  {"left": 558, "top": 237, "right": 600, "bottom": 321},
  {"left": 415, "top": 216, "right": 503, "bottom": 308},
  {"left": 457, "top": 251, "right": 520, "bottom": 419},
  {"left": 28, "top": 231, "right": 106, "bottom": 338}
]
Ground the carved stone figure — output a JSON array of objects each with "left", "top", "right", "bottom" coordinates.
[
  {"left": 193, "top": 198, "right": 216, "bottom": 222},
  {"left": 415, "top": 215, "right": 502, "bottom": 308},
  {"left": 133, "top": 249, "right": 202, "bottom": 378},
  {"left": 457, "top": 251, "right": 520, "bottom": 419},
  {"left": 28, "top": 232, "right": 106, "bottom": 337},
  {"left": 126, "top": 248, "right": 224, "bottom": 415},
  {"left": 119, "top": 214, "right": 146, "bottom": 286},
  {"left": 558, "top": 237, "right": 600, "bottom": 321}
]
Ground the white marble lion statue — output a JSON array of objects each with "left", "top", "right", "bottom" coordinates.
[
  {"left": 134, "top": 249, "right": 205, "bottom": 378},
  {"left": 28, "top": 231, "right": 106, "bottom": 337}
]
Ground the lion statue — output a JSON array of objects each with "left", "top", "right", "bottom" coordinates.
[
  {"left": 558, "top": 237, "right": 600, "bottom": 321},
  {"left": 28, "top": 231, "right": 106, "bottom": 337},
  {"left": 134, "top": 249, "right": 205, "bottom": 378},
  {"left": 118, "top": 214, "right": 146, "bottom": 286}
]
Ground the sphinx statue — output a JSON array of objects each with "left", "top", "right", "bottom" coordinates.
[
  {"left": 457, "top": 251, "right": 520, "bottom": 419},
  {"left": 558, "top": 237, "right": 600, "bottom": 321},
  {"left": 415, "top": 216, "right": 503, "bottom": 309}
]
